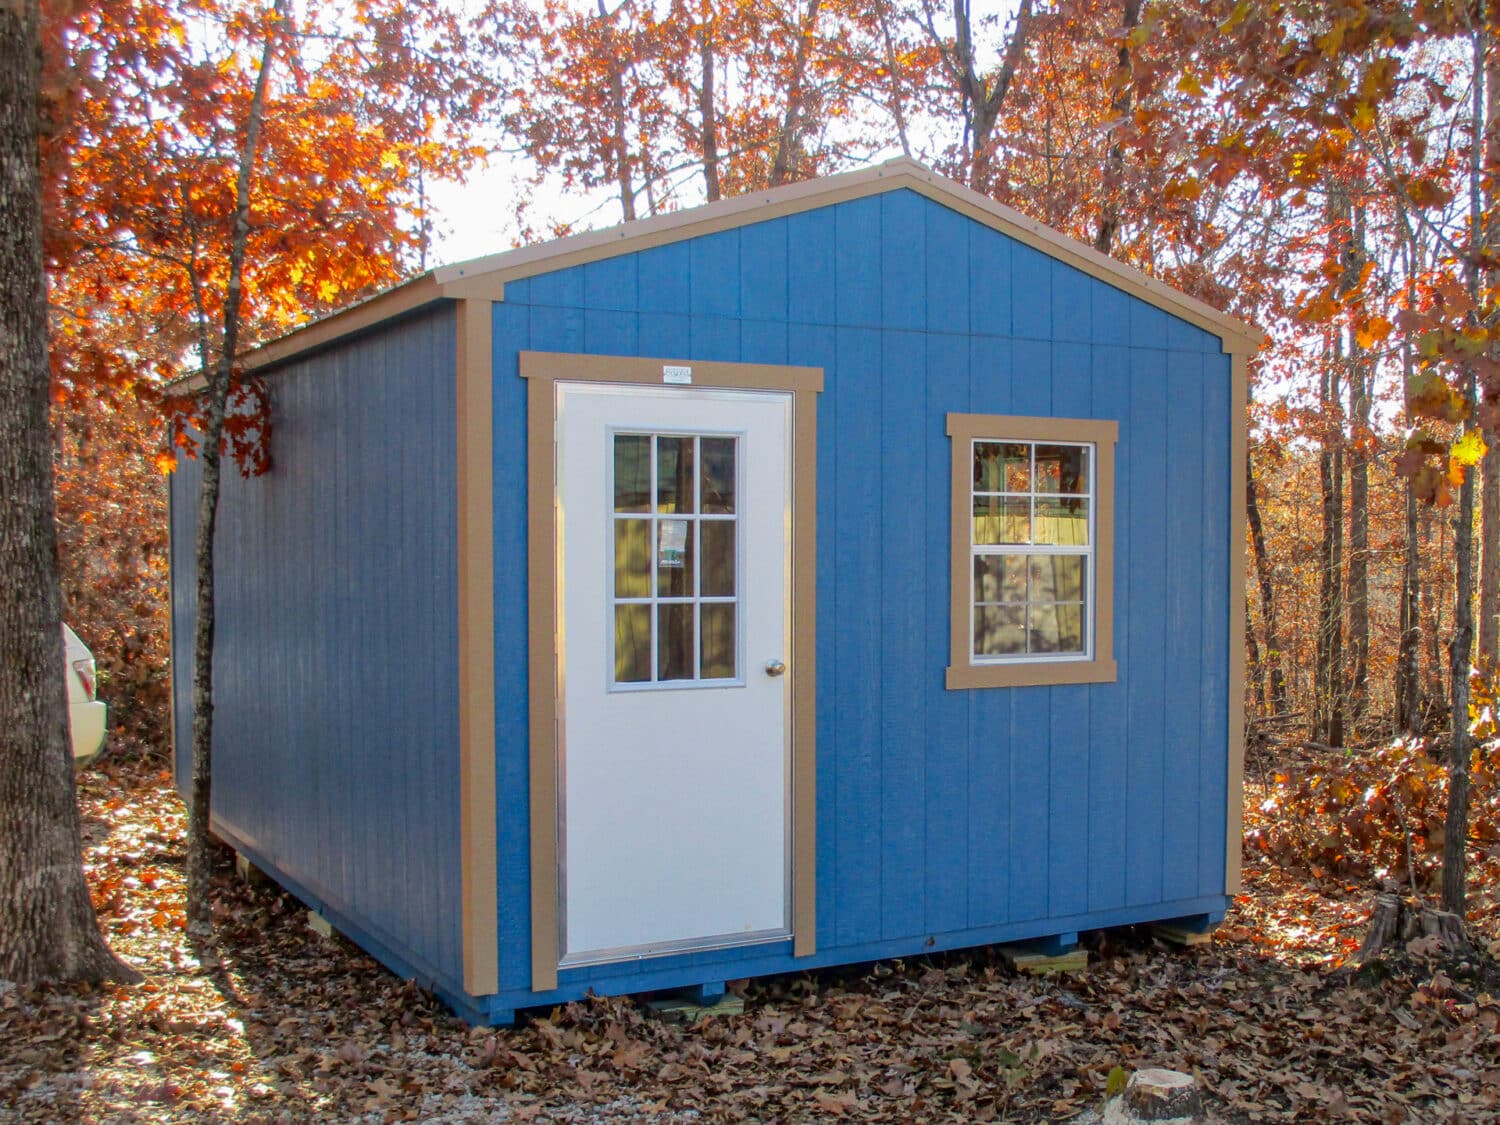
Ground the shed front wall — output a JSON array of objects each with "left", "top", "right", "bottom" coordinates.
[
  {"left": 170, "top": 304, "right": 466, "bottom": 989},
  {"left": 490, "top": 189, "right": 1233, "bottom": 1006}
]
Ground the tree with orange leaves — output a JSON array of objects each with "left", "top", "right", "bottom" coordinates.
[{"left": 41, "top": 0, "right": 492, "bottom": 931}]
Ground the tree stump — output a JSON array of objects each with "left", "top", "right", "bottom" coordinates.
[
  {"left": 1102, "top": 1069, "right": 1204, "bottom": 1123},
  {"left": 1356, "top": 894, "right": 1471, "bottom": 962}
]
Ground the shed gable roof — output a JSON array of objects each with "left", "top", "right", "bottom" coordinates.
[{"left": 247, "top": 157, "right": 1264, "bottom": 372}]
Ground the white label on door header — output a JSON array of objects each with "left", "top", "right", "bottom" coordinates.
[
  {"left": 554, "top": 382, "right": 792, "bottom": 966},
  {"left": 662, "top": 365, "right": 692, "bottom": 384}
]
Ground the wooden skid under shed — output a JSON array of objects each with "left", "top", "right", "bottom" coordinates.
[{"left": 997, "top": 945, "right": 1089, "bottom": 976}]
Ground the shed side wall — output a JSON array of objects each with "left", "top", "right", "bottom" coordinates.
[
  {"left": 170, "top": 305, "right": 464, "bottom": 986},
  {"left": 490, "top": 189, "right": 1234, "bottom": 996}
]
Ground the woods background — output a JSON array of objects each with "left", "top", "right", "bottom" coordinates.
[{"left": 42, "top": 0, "right": 1500, "bottom": 907}]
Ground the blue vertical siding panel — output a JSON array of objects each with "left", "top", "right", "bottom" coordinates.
[
  {"left": 1092, "top": 284, "right": 1132, "bottom": 348},
  {"left": 739, "top": 220, "right": 788, "bottom": 323},
  {"left": 1007, "top": 684, "right": 1050, "bottom": 924},
  {"left": 1010, "top": 338, "right": 1052, "bottom": 416},
  {"left": 689, "top": 316, "right": 741, "bottom": 361},
  {"left": 789, "top": 322, "right": 840, "bottom": 949},
  {"left": 492, "top": 301, "right": 533, "bottom": 991},
  {"left": 924, "top": 333, "right": 969, "bottom": 935},
  {"left": 1046, "top": 340, "right": 1092, "bottom": 918},
  {"left": 968, "top": 226, "right": 1011, "bottom": 337},
  {"left": 1048, "top": 686, "right": 1090, "bottom": 917},
  {"left": 1087, "top": 345, "right": 1131, "bottom": 912},
  {"left": 968, "top": 334, "right": 1013, "bottom": 417},
  {"left": 925, "top": 204, "right": 970, "bottom": 335},
  {"left": 1053, "top": 264, "right": 1092, "bottom": 344},
  {"left": 786, "top": 208, "right": 837, "bottom": 326},
  {"left": 1125, "top": 348, "right": 1168, "bottom": 906},
  {"left": 880, "top": 191, "right": 925, "bottom": 332},
  {"left": 740, "top": 319, "right": 789, "bottom": 365},
  {"left": 1051, "top": 342, "right": 1092, "bottom": 420},
  {"left": 832, "top": 325, "right": 883, "bottom": 946},
  {"left": 1161, "top": 353, "right": 1204, "bottom": 902},
  {"left": 636, "top": 242, "right": 692, "bottom": 313},
  {"left": 689, "top": 230, "right": 740, "bottom": 318},
  {"left": 581, "top": 255, "right": 638, "bottom": 311},
  {"left": 1167, "top": 314, "right": 1211, "bottom": 354},
  {"left": 834, "top": 198, "right": 882, "bottom": 328},
  {"left": 174, "top": 306, "right": 465, "bottom": 989},
  {"left": 965, "top": 333, "right": 1010, "bottom": 926},
  {"left": 584, "top": 309, "right": 638, "bottom": 355},
  {"left": 1011, "top": 243, "right": 1052, "bottom": 340},
  {"left": 525, "top": 265, "right": 585, "bottom": 309},
  {"left": 1198, "top": 357, "right": 1232, "bottom": 895},
  {"left": 529, "top": 304, "right": 584, "bottom": 353},
  {"left": 636, "top": 313, "right": 693, "bottom": 358},
  {"left": 879, "top": 330, "right": 926, "bottom": 939},
  {"left": 1130, "top": 302, "right": 1172, "bottom": 350}
]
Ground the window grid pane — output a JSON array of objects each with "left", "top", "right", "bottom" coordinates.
[
  {"left": 612, "top": 432, "right": 739, "bottom": 686},
  {"left": 971, "top": 438, "right": 1094, "bottom": 663}
]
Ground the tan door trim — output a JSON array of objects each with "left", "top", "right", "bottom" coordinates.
[{"left": 521, "top": 351, "right": 822, "bottom": 992}]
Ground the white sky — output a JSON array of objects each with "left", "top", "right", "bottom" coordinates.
[{"left": 425, "top": 0, "right": 1026, "bottom": 266}]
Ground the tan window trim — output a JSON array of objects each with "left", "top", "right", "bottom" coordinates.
[{"left": 945, "top": 412, "right": 1118, "bottom": 691}]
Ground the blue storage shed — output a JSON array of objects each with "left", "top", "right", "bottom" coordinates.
[{"left": 168, "top": 158, "right": 1264, "bottom": 1025}]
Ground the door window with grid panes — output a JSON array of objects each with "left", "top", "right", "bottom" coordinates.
[{"left": 611, "top": 433, "right": 739, "bottom": 686}]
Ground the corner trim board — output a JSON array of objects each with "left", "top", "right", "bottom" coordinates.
[
  {"left": 456, "top": 299, "right": 500, "bottom": 996},
  {"left": 521, "top": 351, "right": 821, "bottom": 992},
  {"left": 1226, "top": 353, "right": 1249, "bottom": 892}
]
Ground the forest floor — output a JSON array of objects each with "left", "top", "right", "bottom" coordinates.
[{"left": 2, "top": 745, "right": 1498, "bottom": 1124}]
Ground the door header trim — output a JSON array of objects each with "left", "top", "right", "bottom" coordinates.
[{"left": 521, "top": 351, "right": 822, "bottom": 992}]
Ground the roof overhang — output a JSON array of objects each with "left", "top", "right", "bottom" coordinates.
[{"left": 178, "top": 156, "right": 1265, "bottom": 389}]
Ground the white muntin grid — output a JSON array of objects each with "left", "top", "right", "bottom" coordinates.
[
  {"left": 968, "top": 437, "right": 1096, "bottom": 664},
  {"left": 608, "top": 430, "right": 743, "bottom": 689}
]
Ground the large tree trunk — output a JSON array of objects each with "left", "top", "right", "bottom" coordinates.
[
  {"left": 0, "top": 0, "right": 135, "bottom": 984},
  {"left": 185, "top": 2, "right": 280, "bottom": 931},
  {"left": 1246, "top": 450, "right": 1288, "bottom": 713},
  {"left": 1440, "top": 18, "right": 1488, "bottom": 919},
  {"left": 1094, "top": 0, "right": 1143, "bottom": 256}
]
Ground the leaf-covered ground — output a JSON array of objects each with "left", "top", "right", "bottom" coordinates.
[{"left": 2, "top": 749, "right": 1497, "bottom": 1124}]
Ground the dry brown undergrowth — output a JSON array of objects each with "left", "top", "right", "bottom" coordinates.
[{"left": 0, "top": 747, "right": 1496, "bottom": 1124}]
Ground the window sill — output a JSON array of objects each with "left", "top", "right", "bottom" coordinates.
[{"left": 945, "top": 657, "right": 1118, "bottom": 690}]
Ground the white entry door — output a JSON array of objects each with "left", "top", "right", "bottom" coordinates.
[{"left": 555, "top": 382, "right": 792, "bottom": 966}]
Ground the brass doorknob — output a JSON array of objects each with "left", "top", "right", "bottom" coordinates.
[{"left": 765, "top": 659, "right": 787, "bottom": 677}]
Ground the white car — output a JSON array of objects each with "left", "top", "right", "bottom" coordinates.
[{"left": 64, "top": 624, "right": 106, "bottom": 765}]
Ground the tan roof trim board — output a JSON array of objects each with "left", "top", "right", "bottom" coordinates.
[{"left": 220, "top": 157, "right": 1266, "bottom": 378}]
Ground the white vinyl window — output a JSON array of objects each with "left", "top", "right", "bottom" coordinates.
[
  {"left": 945, "top": 412, "right": 1117, "bottom": 690},
  {"left": 969, "top": 439, "right": 1095, "bottom": 662}
]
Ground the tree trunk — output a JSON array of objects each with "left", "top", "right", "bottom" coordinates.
[
  {"left": 1246, "top": 449, "right": 1288, "bottom": 714},
  {"left": 1482, "top": 444, "right": 1499, "bottom": 670},
  {"left": 1314, "top": 353, "right": 1345, "bottom": 747},
  {"left": 767, "top": 0, "right": 821, "bottom": 187},
  {"left": 598, "top": 0, "right": 635, "bottom": 222},
  {"left": 1094, "top": 0, "right": 1143, "bottom": 256},
  {"left": 1397, "top": 476, "right": 1423, "bottom": 734},
  {"left": 0, "top": 0, "right": 136, "bottom": 984},
  {"left": 1441, "top": 17, "right": 1486, "bottom": 919},
  {"left": 697, "top": 11, "right": 720, "bottom": 202},
  {"left": 1347, "top": 333, "right": 1371, "bottom": 727},
  {"left": 930, "top": 0, "right": 1034, "bottom": 191},
  {"left": 185, "top": 1, "right": 281, "bottom": 932}
]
